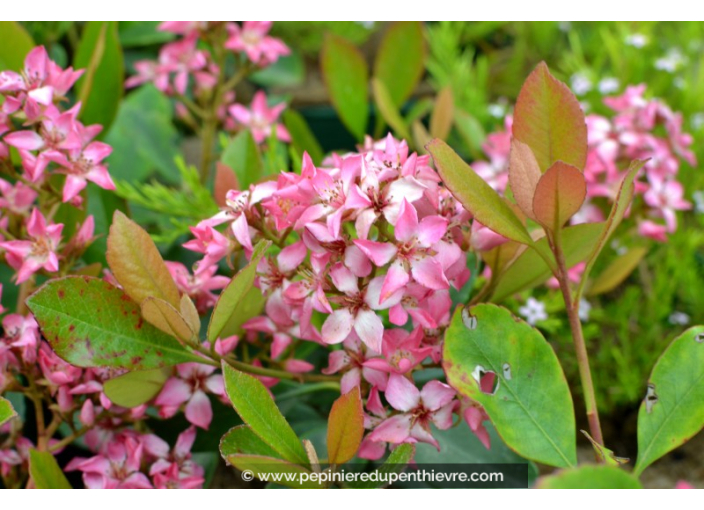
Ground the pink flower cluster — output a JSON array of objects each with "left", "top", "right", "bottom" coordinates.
[
  {"left": 474, "top": 85, "right": 696, "bottom": 242},
  {"left": 126, "top": 21, "right": 290, "bottom": 144},
  {"left": 182, "top": 134, "right": 492, "bottom": 452}
]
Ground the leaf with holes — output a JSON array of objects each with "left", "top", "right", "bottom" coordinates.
[
  {"left": 222, "top": 362, "right": 308, "bottom": 467},
  {"left": 208, "top": 241, "right": 270, "bottom": 342},
  {"left": 532, "top": 161, "right": 586, "bottom": 232},
  {"left": 635, "top": 326, "right": 704, "bottom": 475},
  {"left": 321, "top": 33, "right": 368, "bottom": 141},
  {"left": 327, "top": 389, "right": 364, "bottom": 465},
  {"left": 103, "top": 368, "right": 170, "bottom": 408},
  {"left": 427, "top": 139, "right": 532, "bottom": 245},
  {"left": 537, "top": 465, "right": 642, "bottom": 489},
  {"left": 373, "top": 21, "right": 425, "bottom": 108},
  {"left": 513, "top": 62, "right": 587, "bottom": 172},
  {"left": 106, "top": 211, "right": 180, "bottom": 307},
  {"left": 0, "top": 396, "right": 16, "bottom": 427},
  {"left": 26, "top": 276, "right": 200, "bottom": 370},
  {"left": 444, "top": 304, "right": 577, "bottom": 468}
]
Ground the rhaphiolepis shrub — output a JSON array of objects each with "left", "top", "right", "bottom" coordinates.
[{"left": 1, "top": 21, "right": 703, "bottom": 489}]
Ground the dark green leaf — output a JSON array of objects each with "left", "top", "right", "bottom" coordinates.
[
  {"left": 221, "top": 425, "right": 282, "bottom": 459},
  {"left": 283, "top": 109, "right": 324, "bottom": 165},
  {"left": 74, "top": 21, "right": 124, "bottom": 131},
  {"left": 321, "top": 33, "right": 368, "bottom": 141},
  {"left": 444, "top": 304, "right": 577, "bottom": 468},
  {"left": 26, "top": 277, "right": 200, "bottom": 370},
  {"left": 373, "top": 21, "right": 425, "bottom": 108}
]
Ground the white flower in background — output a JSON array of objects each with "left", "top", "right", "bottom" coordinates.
[
  {"left": 355, "top": 21, "right": 375, "bottom": 29},
  {"left": 625, "top": 33, "right": 648, "bottom": 48},
  {"left": 668, "top": 311, "right": 690, "bottom": 326},
  {"left": 598, "top": 77, "right": 620, "bottom": 95},
  {"left": 488, "top": 103, "right": 506, "bottom": 119},
  {"left": 691, "top": 113, "right": 704, "bottom": 131},
  {"left": 558, "top": 21, "right": 572, "bottom": 32},
  {"left": 519, "top": 297, "right": 548, "bottom": 325},
  {"left": 692, "top": 191, "right": 704, "bottom": 214},
  {"left": 655, "top": 48, "right": 685, "bottom": 73},
  {"left": 570, "top": 73, "right": 593, "bottom": 96},
  {"left": 578, "top": 298, "right": 592, "bottom": 322}
]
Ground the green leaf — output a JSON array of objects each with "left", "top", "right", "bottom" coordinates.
[
  {"left": 208, "top": 241, "right": 271, "bottom": 342},
  {"left": 321, "top": 33, "right": 368, "bottom": 141},
  {"left": 427, "top": 139, "right": 532, "bottom": 245},
  {"left": 372, "top": 78, "right": 411, "bottom": 141},
  {"left": 327, "top": 389, "right": 364, "bottom": 465},
  {"left": 226, "top": 454, "right": 320, "bottom": 488},
  {"left": 587, "top": 246, "right": 648, "bottom": 296},
  {"left": 26, "top": 276, "right": 200, "bottom": 370},
  {"left": 532, "top": 161, "right": 587, "bottom": 232},
  {"left": 283, "top": 109, "right": 324, "bottom": 165},
  {"left": 444, "top": 304, "right": 577, "bottom": 468},
  {"left": 576, "top": 160, "right": 646, "bottom": 298},
  {"left": 103, "top": 368, "right": 170, "bottom": 408},
  {"left": 491, "top": 222, "right": 604, "bottom": 302},
  {"left": 0, "top": 21, "right": 34, "bottom": 71},
  {"left": 220, "top": 130, "right": 265, "bottom": 189},
  {"left": 346, "top": 444, "right": 415, "bottom": 489},
  {"left": 537, "top": 465, "right": 642, "bottom": 489},
  {"left": 29, "top": 449, "right": 72, "bottom": 489},
  {"left": 635, "top": 326, "right": 704, "bottom": 475},
  {"left": 250, "top": 51, "right": 305, "bottom": 88},
  {"left": 106, "top": 210, "right": 181, "bottom": 308},
  {"left": 141, "top": 296, "right": 194, "bottom": 343},
  {"left": 104, "top": 84, "right": 181, "bottom": 183},
  {"left": 222, "top": 363, "right": 308, "bottom": 466},
  {"left": 373, "top": 21, "right": 425, "bottom": 108},
  {"left": 221, "top": 425, "right": 282, "bottom": 459},
  {"left": 513, "top": 62, "right": 587, "bottom": 172},
  {"left": 0, "top": 396, "right": 17, "bottom": 427},
  {"left": 118, "top": 21, "right": 174, "bottom": 47},
  {"left": 74, "top": 21, "right": 124, "bottom": 131}
]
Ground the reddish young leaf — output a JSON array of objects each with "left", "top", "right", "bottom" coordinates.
[
  {"left": 532, "top": 161, "right": 587, "bottom": 231},
  {"left": 508, "top": 139, "right": 542, "bottom": 220},
  {"left": 327, "top": 388, "right": 364, "bottom": 465},
  {"left": 513, "top": 62, "right": 587, "bottom": 172},
  {"left": 106, "top": 211, "right": 180, "bottom": 308},
  {"left": 214, "top": 162, "right": 239, "bottom": 208}
]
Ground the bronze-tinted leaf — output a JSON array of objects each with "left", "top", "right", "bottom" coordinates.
[{"left": 532, "top": 161, "right": 587, "bottom": 231}]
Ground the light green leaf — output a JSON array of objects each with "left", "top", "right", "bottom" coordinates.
[
  {"left": 103, "top": 368, "right": 170, "bottom": 408},
  {"left": 427, "top": 139, "right": 532, "bottom": 245},
  {"left": 373, "top": 21, "right": 425, "bottom": 108},
  {"left": 221, "top": 130, "right": 264, "bottom": 189},
  {"left": 29, "top": 449, "right": 72, "bottom": 489},
  {"left": 372, "top": 78, "right": 411, "bottom": 141},
  {"left": 0, "top": 396, "right": 17, "bottom": 427},
  {"left": 491, "top": 222, "right": 604, "bottom": 302},
  {"left": 321, "top": 33, "right": 368, "bottom": 141},
  {"left": 0, "top": 21, "right": 35, "bottom": 71},
  {"left": 220, "top": 425, "right": 282, "bottom": 459},
  {"left": 444, "top": 304, "right": 577, "bottom": 468},
  {"left": 208, "top": 241, "right": 270, "bottom": 342},
  {"left": 26, "top": 277, "right": 200, "bottom": 370},
  {"left": 74, "top": 21, "right": 124, "bottom": 131},
  {"left": 537, "top": 465, "right": 642, "bottom": 489},
  {"left": 635, "top": 326, "right": 704, "bottom": 474},
  {"left": 587, "top": 246, "right": 648, "bottom": 296},
  {"left": 222, "top": 363, "right": 308, "bottom": 466}
]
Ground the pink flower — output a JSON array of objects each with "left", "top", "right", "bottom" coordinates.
[
  {"left": 166, "top": 261, "right": 229, "bottom": 313},
  {"left": 322, "top": 335, "right": 388, "bottom": 394},
  {"left": 146, "top": 426, "right": 205, "bottom": 489},
  {"left": 228, "top": 91, "right": 290, "bottom": 144},
  {"left": 224, "top": 21, "right": 290, "bottom": 67},
  {"left": 321, "top": 265, "right": 402, "bottom": 352},
  {"left": 355, "top": 199, "right": 451, "bottom": 303},
  {"left": 2, "top": 314, "right": 40, "bottom": 364},
  {"left": 363, "top": 327, "right": 433, "bottom": 375},
  {"left": 0, "top": 179, "right": 37, "bottom": 215},
  {"left": 369, "top": 374, "right": 456, "bottom": 450},
  {"left": 0, "top": 208, "right": 63, "bottom": 283},
  {"left": 155, "top": 363, "right": 224, "bottom": 429}
]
